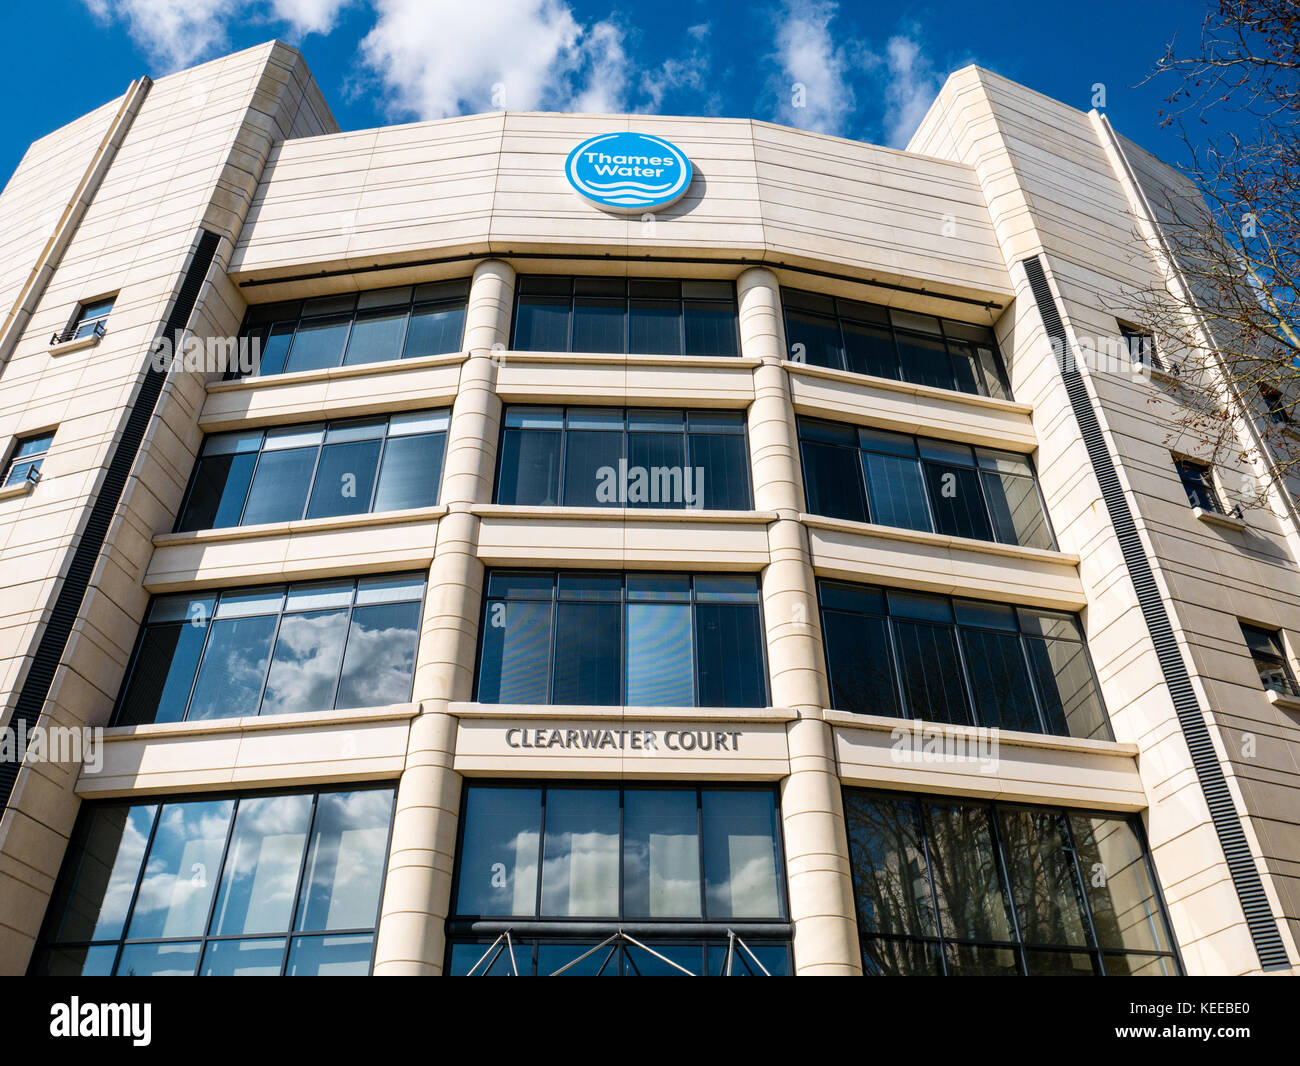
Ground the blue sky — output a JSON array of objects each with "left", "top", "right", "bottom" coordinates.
[{"left": 0, "top": 0, "right": 1217, "bottom": 187}]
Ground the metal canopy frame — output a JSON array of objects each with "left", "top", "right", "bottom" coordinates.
[{"left": 463, "top": 928, "right": 774, "bottom": 976}]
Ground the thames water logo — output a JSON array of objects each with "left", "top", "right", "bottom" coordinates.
[{"left": 565, "top": 132, "right": 693, "bottom": 212}]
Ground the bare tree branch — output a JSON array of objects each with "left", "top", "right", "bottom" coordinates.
[{"left": 1127, "top": 1, "right": 1300, "bottom": 516}]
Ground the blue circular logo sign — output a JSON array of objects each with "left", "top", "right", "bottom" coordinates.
[{"left": 565, "top": 132, "right": 693, "bottom": 212}]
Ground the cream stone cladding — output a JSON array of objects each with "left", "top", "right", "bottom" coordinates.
[
  {"left": 228, "top": 112, "right": 1013, "bottom": 308},
  {"left": 0, "top": 40, "right": 338, "bottom": 974},
  {"left": 912, "top": 65, "right": 1300, "bottom": 974},
  {"left": 0, "top": 45, "right": 1278, "bottom": 979}
]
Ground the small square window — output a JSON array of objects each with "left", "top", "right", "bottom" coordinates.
[
  {"left": 3, "top": 431, "right": 54, "bottom": 487},
  {"left": 1173, "top": 455, "right": 1223, "bottom": 514},
  {"left": 1241, "top": 623, "right": 1298, "bottom": 697},
  {"left": 1260, "top": 386, "right": 1292, "bottom": 425},
  {"left": 61, "top": 295, "right": 116, "bottom": 342},
  {"left": 1119, "top": 323, "right": 1162, "bottom": 369}
]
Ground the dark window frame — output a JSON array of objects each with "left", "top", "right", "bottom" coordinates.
[
  {"left": 473, "top": 569, "right": 771, "bottom": 708},
  {"left": 1241, "top": 623, "right": 1299, "bottom": 697},
  {"left": 1118, "top": 322, "right": 1163, "bottom": 370},
  {"left": 229, "top": 280, "right": 471, "bottom": 380},
  {"left": 780, "top": 286, "right": 1012, "bottom": 400},
  {"left": 446, "top": 780, "right": 792, "bottom": 974},
  {"left": 492, "top": 404, "right": 752, "bottom": 511},
  {"left": 508, "top": 276, "right": 741, "bottom": 357},
  {"left": 111, "top": 573, "right": 427, "bottom": 727},
  {"left": 1260, "top": 386, "right": 1293, "bottom": 426},
  {"left": 29, "top": 783, "right": 399, "bottom": 977},
  {"left": 843, "top": 787, "right": 1183, "bottom": 977},
  {"left": 173, "top": 409, "right": 450, "bottom": 532},
  {"left": 796, "top": 416, "right": 1057, "bottom": 549},
  {"left": 1173, "top": 455, "right": 1223, "bottom": 513},
  {"left": 817, "top": 578, "right": 1113, "bottom": 740},
  {"left": 2, "top": 429, "right": 55, "bottom": 487},
  {"left": 58, "top": 293, "right": 117, "bottom": 343}
]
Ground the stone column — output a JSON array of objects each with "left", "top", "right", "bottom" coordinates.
[
  {"left": 738, "top": 267, "right": 802, "bottom": 516},
  {"left": 780, "top": 714, "right": 862, "bottom": 976},
  {"left": 738, "top": 266, "right": 861, "bottom": 975},
  {"left": 372, "top": 259, "right": 514, "bottom": 974},
  {"left": 371, "top": 707, "right": 460, "bottom": 975}
]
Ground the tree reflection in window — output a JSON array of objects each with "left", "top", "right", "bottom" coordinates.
[{"left": 844, "top": 789, "right": 1179, "bottom": 976}]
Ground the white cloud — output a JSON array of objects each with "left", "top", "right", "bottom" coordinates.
[
  {"left": 640, "top": 22, "right": 713, "bottom": 113},
  {"left": 771, "top": 0, "right": 855, "bottom": 135},
  {"left": 766, "top": 3, "right": 951, "bottom": 148},
  {"left": 84, "top": 0, "right": 239, "bottom": 71},
  {"left": 271, "top": 0, "right": 351, "bottom": 36},
  {"left": 80, "top": 0, "right": 715, "bottom": 120},
  {"left": 84, "top": 0, "right": 350, "bottom": 72},
  {"left": 566, "top": 19, "right": 631, "bottom": 114},
  {"left": 359, "top": 0, "right": 632, "bottom": 119},
  {"left": 880, "top": 34, "right": 941, "bottom": 149}
]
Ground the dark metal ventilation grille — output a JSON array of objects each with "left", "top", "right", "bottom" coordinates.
[
  {"left": 0, "top": 229, "right": 222, "bottom": 813},
  {"left": 1021, "top": 254, "right": 1290, "bottom": 970}
]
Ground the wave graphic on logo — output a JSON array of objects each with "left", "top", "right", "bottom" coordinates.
[
  {"left": 565, "top": 132, "right": 693, "bottom": 212},
  {"left": 582, "top": 181, "right": 675, "bottom": 191}
]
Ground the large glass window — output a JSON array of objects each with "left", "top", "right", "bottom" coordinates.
[
  {"left": 512, "top": 277, "right": 739, "bottom": 357},
  {"left": 818, "top": 579, "right": 1112, "bottom": 740},
  {"left": 843, "top": 789, "right": 1179, "bottom": 976},
  {"left": 177, "top": 411, "right": 448, "bottom": 532},
  {"left": 30, "top": 787, "right": 396, "bottom": 976},
  {"left": 232, "top": 280, "right": 469, "bottom": 379},
  {"left": 448, "top": 783, "right": 788, "bottom": 975},
  {"left": 782, "top": 288, "right": 1011, "bottom": 400},
  {"left": 477, "top": 570, "right": 767, "bottom": 708},
  {"left": 114, "top": 574, "right": 425, "bottom": 726},
  {"left": 496, "top": 405, "right": 751, "bottom": 510},
  {"left": 797, "top": 418, "right": 1054, "bottom": 550}
]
